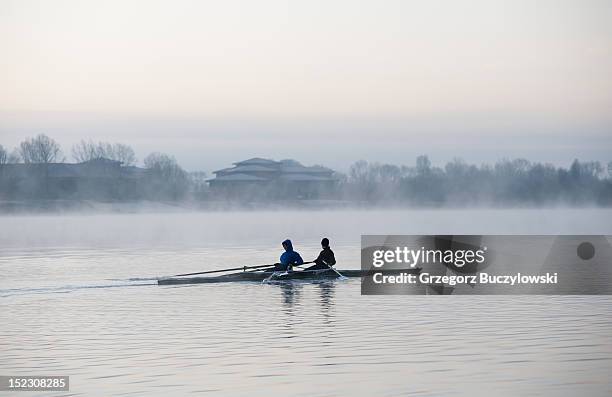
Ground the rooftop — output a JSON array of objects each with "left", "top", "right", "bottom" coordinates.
[
  {"left": 209, "top": 157, "right": 338, "bottom": 186},
  {"left": 214, "top": 164, "right": 278, "bottom": 174},
  {"left": 81, "top": 158, "right": 123, "bottom": 165},
  {"left": 233, "top": 157, "right": 278, "bottom": 166},
  {"left": 0, "top": 158, "right": 145, "bottom": 179}
]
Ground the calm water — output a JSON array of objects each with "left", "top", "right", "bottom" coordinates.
[{"left": 1, "top": 209, "right": 612, "bottom": 396}]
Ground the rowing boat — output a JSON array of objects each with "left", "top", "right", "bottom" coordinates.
[{"left": 157, "top": 267, "right": 421, "bottom": 285}]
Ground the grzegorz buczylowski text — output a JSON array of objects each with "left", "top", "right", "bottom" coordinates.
[{"left": 373, "top": 272, "right": 558, "bottom": 286}]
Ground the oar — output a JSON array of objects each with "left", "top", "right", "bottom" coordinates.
[
  {"left": 241, "top": 260, "right": 316, "bottom": 274},
  {"left": 168, "top": 264, "right": 275, "bottom": 278},
  {"left": 295, "top": 260, "right": 340, "bottom": 275},
  {"left": 167, "top": 260, "right": 319, "bottom": 281},
  {"left": 322, "top": 262, "right": 344, "bottom": 278},
  {"left": 327, "top": 264, "right": 345, "bottom": 279},
  {"left": 293, "top": 261, "right": 315, "bottom": 267},
  {"left": 244, "top": 266, "right": 276, "bottom": 273}
]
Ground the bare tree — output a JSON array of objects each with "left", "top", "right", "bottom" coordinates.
[
  {"left": 144, "top": 152, "right": 183, "bottom": 176},
  {"left": 71, "top": 140, "right": 100, "bottom": 162},
  {"left": 8, "top": 149, "right": 21, "bottom": 163},
  {"left": 416, "top": 155, "right": 431, "bottom": 176},
  {"left": 72, "top": 140, "right": 136, "bottom": 165},
  {"left": 0, "top": 145, "right": 7, "bottom": 165},
  {"left": 111, "top": 143, "right": 136, "bottom": 166},
  {"left": 144, "top": 152, "right": 189, "bottom": 200},
  {"left": 19, "top": 134, "right": 64, "bottom": 164}
]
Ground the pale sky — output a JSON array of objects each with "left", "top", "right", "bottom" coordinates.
[{"left": 1, "top": 0, "right": 611, "bottom": 171}]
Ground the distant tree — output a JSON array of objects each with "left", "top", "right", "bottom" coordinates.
[
  {"left": 581, "top": 161, "right": 603, "bottom": 179},
  {"left": 71, "top": 140, "right": 99, "bottom": 162},
  {"left": 189, "top": 171, "right": 209, "bottom": 199},
  {"left": 402, "top": 156, "right": 447, "bottom": 204},
  {"left": 568, "top": 159, "right": 603, "bottom": 182},
  {"left": 379, "top": 164, "right": 401, "bottom": 183},
  {"left": 111, "top": 143, "right": 136, "bottom": 166},
  {"left": 144, "top": 152, "right": 172, "bottom": 171},
  {"left": 346, "top": 160, "right": 404, "bottom": 202},
  {"left": 339, "top": 156, "right": 612, "bottom": 206},
  {"left": 72, "top": 140, "right": 136, "bottom": 165},
  {"left": 444, "top": 158, "right": 469, "bottom": 178},
  {"left": 19, "top": 134, "right": 64, "bottom": 164},
  {"left": 348, "top": 160, "right": 369, "bottom": 185},
  {"left": 7, "top": 149, "right": 21, "bottom": 163},
  {"left": 0, "top": 145, "right": 7, "bottom": 165},
  {"left": 347, "top": 160, "right": 375, "bottom": 200},
  {"left": 442, "top": 158, "right": 485, "bottom": 202},
  {"left": 144, "top": 152, "right": 189, "bottom": 200},
  {"left": 416, "top": 155, "right": 431, "bottom": 176}
]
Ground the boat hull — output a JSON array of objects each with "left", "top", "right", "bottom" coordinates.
[{"left": 157, "top": 268, "right": 421, "bottom": 285}]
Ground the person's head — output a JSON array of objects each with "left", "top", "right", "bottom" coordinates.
[
  {"left": 321, "top": 238, "right": 330, "bottom": 248},
  {"left": 282, "top": 239, "right": 293, "bottom": 251}
]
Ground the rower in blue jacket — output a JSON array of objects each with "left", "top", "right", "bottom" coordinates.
[{"left": 274, "top": 239, "right": 303, "bottom": 271}]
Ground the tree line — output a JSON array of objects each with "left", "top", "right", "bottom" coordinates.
[
  {"left": 0, "top": 134, "right": 191, "bottom": 201},
  {"left": 340, "top": 156, "right": 612, "bottom": 206},
  {"left": 0, "top": 135, "right": 139, "bottom": 166},
  {"left": 1, "top": 135, "right": 611, "bottom": 206}
]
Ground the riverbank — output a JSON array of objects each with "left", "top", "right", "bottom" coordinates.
[
  {"left": 1, "top": 199, "right": 610, "bottom": 214},
  {"left": 0, "top": 199, "right": 362, "bottom": 214}
]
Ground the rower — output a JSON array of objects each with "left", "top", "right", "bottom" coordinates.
[
  {"left": 274, "top": 239, "right": 304, "bottom": 271},
  {"left": 305, "top": 238, "right": 336, "bottom": 270}
]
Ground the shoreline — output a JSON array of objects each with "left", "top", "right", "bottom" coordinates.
[{"left": 0, "top": 199, "right": 610, "bottom": 215}]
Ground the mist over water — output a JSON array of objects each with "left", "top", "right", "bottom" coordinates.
[{"left": 1, "top": 208, "right": 610, "bottom": 250}]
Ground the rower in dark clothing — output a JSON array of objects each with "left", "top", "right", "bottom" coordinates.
[
  {"left": 273, "top": 239, "right": 304, "bottom": 271},
  {"left": 305, "top": 238, "right": 336, "bottom": 270}
]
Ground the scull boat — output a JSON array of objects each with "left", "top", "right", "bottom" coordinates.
[{"left": 157, "top": 267, "right": 421, "bottom": 285}]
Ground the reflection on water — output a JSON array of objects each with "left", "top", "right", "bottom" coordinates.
[
  {"left": 275, "top": 281, "right": 337, "bottom": 315},
  {"left": 1, "top": 210, "right": 612, "bottom": 396}
]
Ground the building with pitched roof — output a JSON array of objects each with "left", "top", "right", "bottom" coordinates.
[
  {"left": 0, "top": 158, "right": 147, "bottom": 199},
  {"left": 208, "top": 158, "right": 338, "bottom": 199}
]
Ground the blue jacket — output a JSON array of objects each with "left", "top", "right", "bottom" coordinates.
[{"left": 280, "top": 239, "right": 304, "bottom": 266}]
